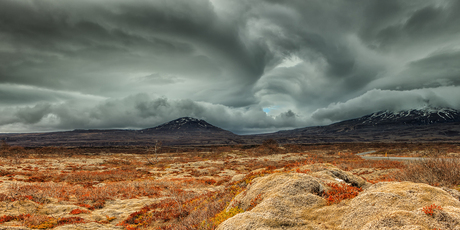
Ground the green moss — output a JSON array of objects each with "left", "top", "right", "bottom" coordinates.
[{"left": 202, "top": 207, "right": 245, "bottom": 228}]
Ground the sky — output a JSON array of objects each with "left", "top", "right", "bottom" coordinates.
[{"left": 1, "top": 0, "right": 460, "bottom": 134}]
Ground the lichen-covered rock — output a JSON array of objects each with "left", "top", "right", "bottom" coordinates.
[
  {"left": 39, "top": 204, "right": 81, "bottom": 215},
  {"left": 297, "top": 163, "right": 371, "bottom": 189},
  {"left": 326, "top": 168, "right": 368, "bottom": 188},
  {"left": 217, "top": 211, "right": 307, "bottom": 230},
  {"left": 226, "top": 173, "right": 325, "bottom": 212},
  {"left": 341, "top": 182, "right": 460, "bottom": 230},
  {"left": 219, "top": 173, "right": 326, "bottom": 230},
  {"left": 218, "top": 174, "right": 460, "bottom": 230},
  {"left": 1, "top": 200, "right": 40, "bottom": 216},
  {"left": 229, "top": 174, "right": 246, "bottom": 183},
  {"left": 54, "top": 222, "right": 124, "bottom": 230},
  {"left": 443, "top": 187, "right": 460, "bottom": 201}
]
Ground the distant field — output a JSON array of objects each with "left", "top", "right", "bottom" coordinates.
[{"left": 0, "top": 142, "right": 459, "bottom": 229}]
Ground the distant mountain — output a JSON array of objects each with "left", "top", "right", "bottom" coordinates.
[
  {"left": 142, "top": 117, "right": 233, "bottom": 134},
  {"left": 355, "top": 107, "right": 460, "bottom": 126},
  {"left": 310, "top": 107, "right": 460, "bottom": 133},
  {"left": 281, "top": 107, "right": 460, "bottom": 134},
  {"left": 261, "top": 107, "right": 460, "bottom": 143},
  {"left": 0, "top": 117, "right": 241, "bottom": 147}
]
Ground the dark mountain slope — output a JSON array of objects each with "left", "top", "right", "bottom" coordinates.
[
  {"left": 141, "top": 117, "right": 234, "bottom": 135},
  {"left": 258, "top": 108, "right": 460, "bottom": 143},
  {"left": 0, "top": 117, "right": 241, "bottom": 147}
]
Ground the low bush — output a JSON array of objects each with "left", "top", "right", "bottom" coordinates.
[
  {"left": 0, "top": 214, "right": 86, "bottom": 229},
  {"left": 0, "top": 214, "right": 31, "bottom": 224},
  {"left": 70, "top": 208, "right": 91, "bottom": 215},
  {"left": 422, "top": 204, "right": 443, "bottom": 216},
  {"left": 323, "top": 182, "right": 363, "bottom": 205},
  {"left": 394, "top": 157, "right": 460, "bottom": 187}
]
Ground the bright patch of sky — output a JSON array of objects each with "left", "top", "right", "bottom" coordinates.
[
  {"left": 276, "top": 55, "right": 303, "bottom": 68},
  {"left": 263, "top": 105, "right": 281, "bottom": 115}
]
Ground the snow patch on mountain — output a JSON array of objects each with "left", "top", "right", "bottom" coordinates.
[
  {"left": 359, "top": 107, "right": 460, "bottom": 125},
  {"left": 140, "top": 117, "right": 232, "bottom": 134}
]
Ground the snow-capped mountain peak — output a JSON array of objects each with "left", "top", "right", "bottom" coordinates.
[
  {"left": 141, "top": 117, "right": 231, "bottom": 134},
  {"left": 359, "top": 107, "right": 460, "bottom": 126}
]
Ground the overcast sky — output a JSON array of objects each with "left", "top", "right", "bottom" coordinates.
[{"left": 1, "top": 0, "right": 460, "bottom": 134}]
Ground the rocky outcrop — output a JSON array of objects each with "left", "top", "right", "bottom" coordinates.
[
  {"left": 220, "top": 173, "right": 326, "bottom": 230},
  {"left": 304, "top": 164, "right": 370, "bottom": 188},
  {"left": 341, "top": 182, "right": 460, "bottom": 230},
  {"left": 218, "top": 169, "right": 460, "bottom": 230}
]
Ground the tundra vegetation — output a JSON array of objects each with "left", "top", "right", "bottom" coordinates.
[{"left": 0, "top": 141, "right": 459, "bottom": 229}]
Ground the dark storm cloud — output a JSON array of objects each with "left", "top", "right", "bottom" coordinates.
[
  {"left": 1, "top": 0, "right": 460, "bottom": 133},
  {"left": 368, "top": 50, "right": 460, "bottom": 91},
  {"left": 0, "top": 0, "right": 270, "bottom": 106},
  {"left": 359, "top": 0, "right": 460, "bottom": 50}
]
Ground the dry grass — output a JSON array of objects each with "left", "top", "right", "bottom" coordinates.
[{"left": 394, "top": 157, "right": 460, "bottom": 187}]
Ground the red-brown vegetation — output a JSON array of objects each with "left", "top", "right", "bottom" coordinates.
[
  {"left": 423, "top": 204, "right": 443, "bottom": 216},
  {"left": 323, "top": 182, "right": 363, "bottom": 205},
  {"left": 70, "top": 208, "right": 91, "bottom": 215}
]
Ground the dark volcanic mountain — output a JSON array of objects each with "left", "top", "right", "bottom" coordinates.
[
  {"left": 142, "top": 117, "right": 233, "bottom": 135},
  {"left": 135, "top": 117, "right": 241, "bottom": 145}
]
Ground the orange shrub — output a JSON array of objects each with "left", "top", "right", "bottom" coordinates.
[
  {"left": 247, "top": 194, "right": 263, "bottom": 211},
  {"left": 0, "top": 214, "right": 86, "bottom": 229},
  {"left": 422, "top": 204, "right": 443, "bottom": 216},
  {"left": 0, "top": 214, "right": 31, "bottom": 224},
  {"left": 70, "top": 208, "right": 91, "bottom": 214},
  {"left": 323, "top": 183, "right": 363, "bottom": 205}
]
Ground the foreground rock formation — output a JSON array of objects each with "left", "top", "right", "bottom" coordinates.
[{"left": 218, "top": 166, "right": 460, "bottom": 230}]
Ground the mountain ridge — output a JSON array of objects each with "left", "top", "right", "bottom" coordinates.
[
  {"left": 1, "top": 108, "right": 459, "bottom": 147},
  {"left": 273, "top": 107, "right": 460, "bottom": 135},
  {"left": 257, "top": 107, "right": 460, "bottom": 143},
  {"left": 355, "top": 107, "right": 460, "bottom": 126}
]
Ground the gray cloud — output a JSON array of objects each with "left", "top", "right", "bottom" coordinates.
[
  {"left": 138, "top": 74, "right": 183, "bottom": 85},
  {"left": 1, "top": 0, "right": 460, "bottom": 133},
  {"left": 366, "top": 49, "right": 460, "bottom": 91},
  {"left": 0, "top": 94, "right": 309, "bottom": 134},
  {"left": 0, "top": 84, "right": 104, "bottom": 106},
  {"left": 312, "top": 87, "right": 460, "bottom": 123}
]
